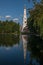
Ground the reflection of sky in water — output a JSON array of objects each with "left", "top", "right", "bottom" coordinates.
[
  {"left": 32, "top": 59, "right": 40, "bottom": 65},
  {"left": 0, "top": 43, "right": 24, "bottom": 65},
  {"left": 26, "top": 51, "right": 40, "bottom": 65},
  {"left": 0, "top": 35, "right": 40, "bottom": 65}
]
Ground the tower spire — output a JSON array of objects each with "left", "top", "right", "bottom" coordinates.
[{"left": 24, "top": 5, "right": 26, "bottom": 9}]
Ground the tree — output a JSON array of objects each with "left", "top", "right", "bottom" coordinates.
[
  {"left": 27, "top": 0, "right": 43, "bottom": 38},
  {"left": 0, "top": 20, "right": 20, "bottom": 34}
]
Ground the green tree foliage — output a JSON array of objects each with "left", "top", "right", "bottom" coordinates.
[
  {"left": 27, "top": 1, "right": 43, "bottom": 38},
  {"left": 28, "top": 0, "right": 43, "bottom": 4},
  {"left": 41, "top": 0, "right": 43, "bottom": 4},
  {"left": 0, "top": 20, "right": 20, "bottom": 34}
]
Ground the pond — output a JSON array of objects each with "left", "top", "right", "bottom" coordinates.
[{"left": 0, "top": 34, "right": 43, "bottom": 65}]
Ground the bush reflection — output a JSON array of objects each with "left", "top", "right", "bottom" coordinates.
[
  {"left": 0, "top": 34, "right": 20, "bottom": 46},
  {"left": 27, "top": 35, "right": 43, "bottom": 65}
]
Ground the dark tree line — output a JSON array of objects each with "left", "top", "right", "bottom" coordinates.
[
  {"left": 0, "top": 20, "right": 20, "bottom": 34},
  {"left": 27, "top": 0, "right": 43, "bottom": 39}
]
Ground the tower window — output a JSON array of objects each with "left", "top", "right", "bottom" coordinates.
[{"left": 25, "top": 18, "right": 26, "bottom": 20}]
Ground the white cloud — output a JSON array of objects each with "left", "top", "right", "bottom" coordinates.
[
  {"left": 0, "top": 16, "right": 2, "bottom": 18},
  {"left": 5, "top": 15, "right": 11, "bottom": 19},
  {"left": 13, "top": 18, "right": 19, "bottom": 21},
  {"left": 0, "top": 16, "right": 4, "bottom": 18}
]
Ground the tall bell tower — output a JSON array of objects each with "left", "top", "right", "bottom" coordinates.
[{"left": 22, "top": 6, "right": 27, "bottom": 31}]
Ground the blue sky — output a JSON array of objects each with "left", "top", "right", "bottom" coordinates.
[{"left": 0, "top": 0, "right": 33, "bottom": 24}]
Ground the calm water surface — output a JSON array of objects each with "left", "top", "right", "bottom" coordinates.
[{"left": 0, "top": 34, "right": 43, "bottom": 65}]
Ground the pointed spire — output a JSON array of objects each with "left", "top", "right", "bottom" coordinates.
[{"left": 24, "top": 5, "right": 26, "bottom": 9}]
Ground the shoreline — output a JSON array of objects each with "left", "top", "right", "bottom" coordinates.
[{"left": 0, "top": 33, "right": 20, "bottom": 35}]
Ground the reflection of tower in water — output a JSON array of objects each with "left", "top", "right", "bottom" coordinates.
[{"left": 22, "top": 35, "right": 28, "bottom": 63}]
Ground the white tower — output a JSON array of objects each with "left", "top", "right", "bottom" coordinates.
[{"left": 22, "top": 6, "right": 27, "bottom": 31}]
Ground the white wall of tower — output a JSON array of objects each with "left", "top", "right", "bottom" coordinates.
[{"left": 22, "top": 6, "right": 27, "bottom": 31}]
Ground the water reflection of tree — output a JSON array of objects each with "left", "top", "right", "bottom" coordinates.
[
  {"left": 0, "top": 34, "right": 20, "bottom": 46},
  {"left": 27, "top": 35, "right": 43, "bottom": 65}
]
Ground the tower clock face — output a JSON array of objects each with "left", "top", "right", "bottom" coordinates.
[{"left": 25, "top": 21, "right": 26, "bottom": 23}]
